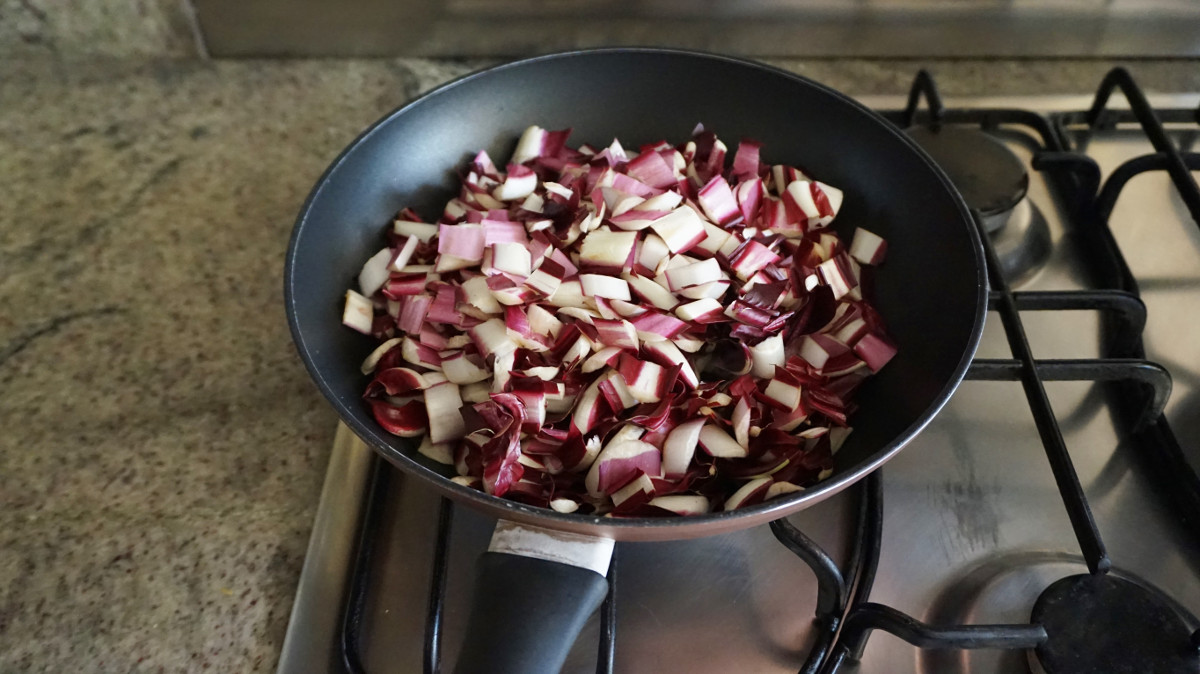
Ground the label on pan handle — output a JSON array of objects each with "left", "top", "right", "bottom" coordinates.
[{"left": 488, "top": 520, "right": 615, "bottom": 576}]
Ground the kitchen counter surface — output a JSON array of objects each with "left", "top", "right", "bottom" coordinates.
[{"left": 3, "top": 56, "right": 1199, "bottom": 673}]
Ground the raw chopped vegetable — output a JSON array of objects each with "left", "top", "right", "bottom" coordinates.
[{"left": 343, "top": 126, "right": 896, "bottom": 516}]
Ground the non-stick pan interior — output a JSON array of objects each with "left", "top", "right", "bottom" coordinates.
[{"left": 286, "top": 49, "right": 986, "bottom": 538}]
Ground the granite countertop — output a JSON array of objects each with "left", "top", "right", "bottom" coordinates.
[{"left": 3, "top": 56, "right": 1199, "bottom": 673}]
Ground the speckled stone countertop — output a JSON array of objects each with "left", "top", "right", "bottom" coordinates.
[{"left": 2, "top": 56, "right": 1199, "bottom": 673}]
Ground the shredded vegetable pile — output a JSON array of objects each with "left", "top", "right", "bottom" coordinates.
[{"left": 342, "top": 125, "right": 894, "bottom": 516}]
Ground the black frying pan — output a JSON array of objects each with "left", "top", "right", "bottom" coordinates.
[{"left": 285, "top": 49, "right": 986, "bottom": 673}]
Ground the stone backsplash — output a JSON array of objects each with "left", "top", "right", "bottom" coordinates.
[{"left": 0, "top": 0, "right": 202, "bottom": 59}]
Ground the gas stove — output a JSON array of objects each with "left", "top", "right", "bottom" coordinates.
[{"left": 278, "top": 69, "right": 1200, "bottom": 674}]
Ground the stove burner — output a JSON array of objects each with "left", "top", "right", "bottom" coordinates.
[
  {"left": 906, "top": 125, "right": 1050, "bottom": 283},
  {"left": 1030, "top": 574, "right": 1200, "bottom": 674},
  {"left": 906, "top": 126, "right": 1029, "bottom": 232},
  {"left": 989, "top": 197, "right": 1051, "bottom": 285}
]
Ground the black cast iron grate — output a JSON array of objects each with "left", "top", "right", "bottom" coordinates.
[{"left": 337, "top": 68, "right": 1200, "bottom": 674}]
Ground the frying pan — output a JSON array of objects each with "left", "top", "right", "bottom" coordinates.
[{"left": 285, "top": 49, "right": 986, "bottom": 673}]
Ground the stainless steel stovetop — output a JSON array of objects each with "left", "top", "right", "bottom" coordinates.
[{"left": 278, "top": 74, "right": 1200, "bottom": 674}]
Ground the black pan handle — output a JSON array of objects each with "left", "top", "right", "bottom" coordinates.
[{"left": 454, "top": 521, "right": 614, "bottom": 674}]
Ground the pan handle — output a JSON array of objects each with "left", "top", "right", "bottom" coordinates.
[{"left": 454, "top": 520, "right": 614, "bottom": 674}]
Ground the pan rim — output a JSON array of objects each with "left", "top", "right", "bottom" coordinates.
[{"left": 284, "top": 47, "right": 988, "bottom": 534}]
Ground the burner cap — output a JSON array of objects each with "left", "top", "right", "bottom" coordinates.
[
  {"left": 906, "top": 126, "right": 1028, "bottom": 217},
  {"left": 1031, "top": 574, "right": 1199, "bottom": 674}
]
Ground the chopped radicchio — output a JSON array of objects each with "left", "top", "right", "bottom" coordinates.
[{"left": 344, "top": 126, "right": 896, "bottom": 515}]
